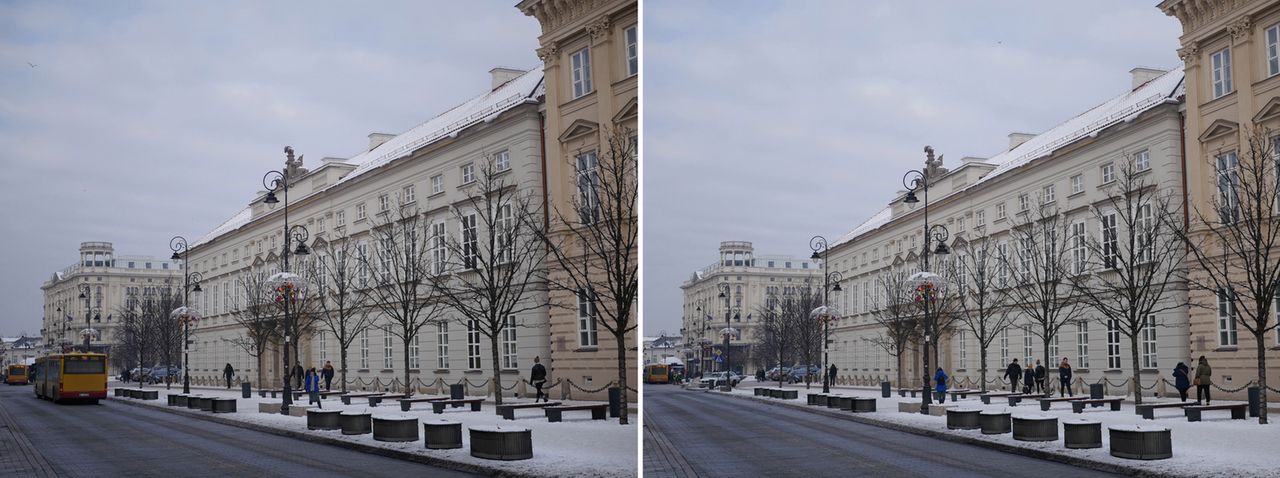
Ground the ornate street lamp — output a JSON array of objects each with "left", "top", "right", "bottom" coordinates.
[
  {"left": 809, "top": 235, "right": 844, "bottom": 393},
  {"left": 261, "top": 147, "right": 312, "bottom": 415},
  {"left": 170, "top": 235, "right": 204, "bottom": 393},
  {"left": 902, "top": 146, "right": 952, "bottom": 414}
]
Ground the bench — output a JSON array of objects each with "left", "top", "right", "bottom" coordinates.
[
  {"left": 1072, "top": 397, "right": 1124, "bottom": 413},
  {"left": 432, "top": 398, "right": 484, "bottom": 414},
  {"left": 1184, "top": 403, "right": 1247, "bottom": 422},
  {"left": 896, "top": 388, "right": 918, "bottom": 398},
  {"left": 1006, "top": 393, "right": 1048, "bottom": 406},
  {"left": 544, "top": 403, "right": 608, "bottom": 422},
  {"left": 1136, "top": 402, "right": 1190, "bottom": 420},
  {"left": 949, "top": 389, "right": 974, "bottom": 401},
  {"left": 399, "top": 396, "right": 450, "bottom": 412},
  {"left": 497, "top": 401, "right": 562, "bottom": 420},
  {"left": 369, "top": 393, "right": 410, "bottom": 407},
  {"left": 979, "top": 391, "right": 1015, "bottom": 405},
  {"left": 1038, "top": 396, "right": 1089, "bottom": 411},
  {"left": 339, "top": 392, "right": 382, "bottom": 405}
]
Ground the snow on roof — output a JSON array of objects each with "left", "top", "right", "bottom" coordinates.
[
  {"left": 191, "top": 68, "right": 544, "bottom": 249},
  {"left": 833, "top": 67, "right": 1184, "bottom": 248}
]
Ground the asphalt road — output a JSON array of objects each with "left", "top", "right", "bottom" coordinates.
[
  {"left": 0, "top": 384, "right": 477, "bottom": 478},
  {"left": 643, "top": 385, "right": 1118, "bottom": 478}
]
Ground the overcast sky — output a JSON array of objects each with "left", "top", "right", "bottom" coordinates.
[
  {"left": 0, "top": 1, "right": 540, "bottom": 336},
  {"left": 642, "top": 1, "right": 1183, "bottom": 338}
]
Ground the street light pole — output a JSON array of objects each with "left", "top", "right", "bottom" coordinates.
[
  {"left": 903, "top": 154, "right": 951, "bottom": 415},
  {"left": 716, "top": 284, "right": 733, "bottom": 387},
  {"left": 77, "top": 284, "right": 92, "bottom": 353},
  {"left": 809, "top": 236, "right": 842, "bottom": 394},
  {"left": 262, "top": 147, "right": 312, "bottom": 415},
  {"left": 170, "top": 236, "right": 204, "bottom": 394}
]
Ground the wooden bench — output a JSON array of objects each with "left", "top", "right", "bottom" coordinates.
[
  {"left": 896, "top": 388, "right": 918, "bottom": 398},
  {"left": 1184, "top": 403, "right": 1247, "bottom": 422},
  {"left": 948, "top": 389, "right": 974, "bottom": 401},
  {"left": 979, "top": 391, "right": 1015, "bottom": 405},
  {"left": 339, "top": 391, "right": 382, "bottom": 405},
  {"left": 432, "top": 398, "right": 484, "bottom": 414},
  {"left": 497, "top": 401, "right": 562, "bottom": 420},
  {"left": 290, "top": 389, "right": 345, "bottom": 401},
  {"left": 1071, "top": 397, "right": 1124, "bottom": 413},
  {"left": 1039, "top": 396, "right": 1089, "bottom": 411},
  {"left": 1135, "top": 402, "right": 1190, "bottom": 419},
  {"left": 544, "top": 403, "right": 608, "bottom": 422},
  {"left": 398, "top": 395, "right": 450, "bottom": 412},
  {"left": 369, "top": 393, "right": 410, "bottom": 407},
  {"left": 1006, "top": 392, "right": 1049, "bottom": 406}
]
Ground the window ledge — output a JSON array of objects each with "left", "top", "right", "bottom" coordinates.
[
  {"left": 1074, "top": 368, "right": 1090, "bottom": 373},
  {"left": 1103, "top": 369, "right": 1124, "bottom": 373},
  {"left": 1215, "top": 346, "right": 1239, "bottom": 352},
  {"left": 463, "top": 369, "right": 484, "bottom": 374},
  {"left": 428, "top": 190, "right": 446, "bottom": 198},
  {"left": 433, "top": 369, "right": 451, "bottom": 374},
  {"left": 379, "top": 369, "right": 394, "bottom": 373},
  {"left": 1067, "top": 190, "right": 1086, "bottom": 198},
  {"left": 356, "top": 369, "right": 370, "bottom": 373},
  {"left": 575, "top": 346, "right": 600, "bottom": 353},
  {"left": 500, "top": 369, "right": 519, "bottom": 374}
]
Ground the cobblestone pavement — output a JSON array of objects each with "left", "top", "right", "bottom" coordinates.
[
  {"left": 642, "top": 385, "right": 1118, "bottom": 478},
  {"left": 0, "top": 385, "right": 477, "bottom": 477}
]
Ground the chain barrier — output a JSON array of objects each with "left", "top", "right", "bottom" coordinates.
[
  {"left": 1212, "top": 381, "right": 1255, "bottom": 393},
  {"left": 1104, "top": 378, "right": 1129, "bottom": 388},
  {"left": 626, "top": 386, "right": 638, "bottom": 394},
  {"left": 499, "top": 380, "right": 520, "bottom": 391},
  {"left": 1137, "top": 379, "right": 1159, "bottom": 390},
  {"left": 567, "top": 379, "right": 615, "bottom": 394},
  {"left": 464, "top": 378, "right": 489, "bottom": 389}
]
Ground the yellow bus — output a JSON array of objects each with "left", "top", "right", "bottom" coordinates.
[
  {"left": 643, "top": 364, "right": 669, "bottom": 384},
  {"left": 4, "top": 364, "right": 29, "bottom": 385},
  {"left": 33, "top": 353, "right": 108, "bottom": 403}
]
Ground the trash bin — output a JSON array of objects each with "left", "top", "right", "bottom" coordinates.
[
  {"left": 450, "top": 383, "right": 464, "bottom": 400},
  {"left": 608, "top": 387, "right": 622, "bottom": 418},
  {"left": 881, "top": 381, "right": 891, "bottom": 398},
  {"left": 1248, "top": 386, "right": 1261, "bottom": 417},
  {"left": 1089, "top": 383, "right": 1103, "bottom": 400},
  {"left": 242, "top": 382, "right": 251, "bottom": 399}
]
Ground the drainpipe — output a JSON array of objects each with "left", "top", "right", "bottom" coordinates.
[
  {"left": 539, "top": 112, "right": 550, "bottom": 231},
  {"left": 1179, "top": 111, "right": 1190, "bottom": 229}
]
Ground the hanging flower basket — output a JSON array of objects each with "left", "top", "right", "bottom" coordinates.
[{"left": 914, "top": 282, "right": 938, "bottom": 303}]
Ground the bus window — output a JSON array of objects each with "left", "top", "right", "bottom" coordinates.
[{"left": 65, "top": 357, "right": 105, "bottom": 374}]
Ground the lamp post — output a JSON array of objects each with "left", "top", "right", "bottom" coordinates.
[
  {"left": 170, "top": 235, "right": 205, "bottom": 394},
  {"left": 809, "top": 236, "right": 844, "bottom": 393},
  {"left": 262, "top": 148, "right": 312, "bottom": 415},
  {"left": 76, "top": 284, "right": 93, "bottom": 353},
  {"left": 716, "top": 284, "right": 737, "bottom": 388},
  {"left": 903, "top": 162, "right": 951, "bottom": 415}
]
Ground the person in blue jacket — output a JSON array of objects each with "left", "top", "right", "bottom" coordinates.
[
  {"left": 1173, "top": 362, "right": 1191, "bottom": 402},
  {"left": 934, "top": 368, "right": 948, "bottom": 403},
  {"left": 304, "top": 367, "right": 322, "bottom": 408}
]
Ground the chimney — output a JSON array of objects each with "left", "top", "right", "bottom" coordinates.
[
  {"left": 1130, "top": 67, "right": 1167, "bottom": 90},
  {"left": 490, "top": 67, "right": 525, "bottom": 91},
  {"left": 367, "top": 133, "right": 395, "bottom": 151},
  {"left": 1008, "top": 132, "right": 1036, "bottom": 150}
]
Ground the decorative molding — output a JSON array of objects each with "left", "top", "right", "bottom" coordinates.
[
  {"left": 1228, "top": 17, "right": 1252, "bottom": 43},
  {"left": 518, "top": 0, "right": 610, "bottom": 35},
  {"left": 587, "top": 16, "right": 612, "bottom": 42},
  {"left": 1252, "top": 96, "right": 1280, "bottom": 123},
  {"left": 611, "top": 96, "right": 637, "bottom": 124},
  {"left": 558, "top": 119, "right": 599, "bottom": 143},
  {"left": 1178, "top": 44, "right": 1200, "bottom": 66},
  {"left": 1161, "top": 0, "right": 1248, "bottom": 33},
  {"left": 1197, "top": 118, "right": 1239, "bottom": 143},
  {"left": 536, "top": 44, "right": 560, "bottom": 65}
]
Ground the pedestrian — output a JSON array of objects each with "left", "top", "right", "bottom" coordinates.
[
  {"left": 1022, "top": 364, "right": 1035, "bottom": 394},
  {"left": 530, "top": 356, "right": 548, "bottom": 403},
  {"left": 223, "top": 363, "right": 235, "bottom": 389},
  {"left": 292, "top": 361, "right": 304, "bottom": 389},
  {"left": 322, "top": 361, "right": 335, "bottom": 391},
  {"left": 123, "top": 367, "right": 131, "bottom": 383},
  {"left": 1033, "top": 360, "right": 1046, "bottom": 394},
  {"left": 934, "top": 367, "right": 949, "bottom": 404},
  {"left": 1173, "top": 362, "right": 1191, "bottom": 402},
  {"left": 1194, "top": 356, "right": 1212, "bottom": 405},
  {"left": 1058, "top": 358, "right": 1073, "bottom": 397},
  {"left": 304, "top": 368, "right": 322, "bottom": 409},
  {"left": 1005, "top": 358, "right": 1022, "bottom": 393},
  {"left": 827, "top": 364, "right": 838, "bottom": 389}
]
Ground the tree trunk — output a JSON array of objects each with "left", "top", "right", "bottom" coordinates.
[
  {"left": 979, "top": 349, "right": 988, "bottom": 393},
  {"left": 491, "top": 334, "right": 503, "bottom": 406},
  {"left": 1130, "top": 335, "right": 1143, "bottom": 405},
  {"left": 1258, "top": 330, "right": 1269, "bottom": 425},
  {"left": 340, "top": 348, "right": 349, "bottom": 393},
  {"left": 403, "top": 338, "right": 412, "bottom": 396},
  {"left": 616, "top": 330, "right": 630, "bottom": 425}
]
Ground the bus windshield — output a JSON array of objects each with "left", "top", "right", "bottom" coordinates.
[{"left": 64, "top": 357, "right": 105, "bottom": 374}]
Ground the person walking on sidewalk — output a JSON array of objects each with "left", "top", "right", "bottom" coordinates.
[
  {"left": 322, "top": 361, "right": 335, "bottom": 391},
  {"left": 827, "top": 364, "right": 838, "bottom": 389},
  {"left": 1022, "top": 365, "right": 1035, "bottom": 394},
  {"left": 1058, "top": 358, "right": 1073, "bottom": 397},
  {"left": 1005, "top": 359, "right": 1022, "bottom": 393},
  {"left": 934, "top": 368, "right": 949, "bottom": 404},
  {"left": 1173, "top": 362, "right": 1191, "bottom": 402},
  {"left": 223, "top": 363, "right": 235, "bottom": 389},
  {"left": 1033, "top": 360, "right": 1046, "bottom": 394},
  {"left": 1194, "top": 356, "right": 1213, "bottom": 405},
  {"left": 530, "top": 356, "right": 548, "bottom": 403},
  {"left": 304, "top": 368, "right": 322, "bottom": 409},
  {"left": 291, "top": 362, "right": 304, "bottom": 389}
]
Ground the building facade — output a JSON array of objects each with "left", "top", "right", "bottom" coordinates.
[
  {"left": 2, "top": 336, "right": 42, "bottom": 367},
  {"left": 1160, "top": 0, "right": 1280, "bottom": 399},
  {"left": 518, "top": 0, "right": 639, "bottom": 399},
  {"left": 39, "top": 241, "right": 180, "bottom": 374},
  {"left": 824, "top": 68, "right": 1191, "bottom": 397},
  {"left": 680, "top": 241, "right": 819, "bottom": 376},
  {"left": 183, "top": 68, "right": 553, "bottom": 397}
]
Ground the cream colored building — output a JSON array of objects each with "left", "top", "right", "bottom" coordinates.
[
  {"left": 183, "top": 68, "right": 552, "bottom": 396},
  {"left": 680, "top": 241, "right": 819, "bottom": 376},
  {"left": 39, "top": 241, "right": 181, "bottom": 374},
  {"left": 826, "top": 68, "right": 1191, "bottom": 397},
  {"left": 518, "top": 0, "right": 639, "bottom": 399},
  {"left": 1160, "top": 0, "right": 1280, "bottom": 399}
]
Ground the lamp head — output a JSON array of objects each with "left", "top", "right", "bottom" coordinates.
[
  {"left": 904, "top": 191, "right": 919, "bottom": 204},
  {"left": 171, "top": 251, "right": 181, "bottom": 260},
  {"left": 264, "top": 191, "right": 279, "bottom": 204}
]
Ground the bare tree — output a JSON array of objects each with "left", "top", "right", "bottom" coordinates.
[
  {"left": 951, "top": 236, "right": 1015, "bottom": 392},
  {"left": 1176, "top": 128, "right": 1280, "bottom": 424},
  {"left": 868, "top": 270, "right": 921, "bottom": 390},
  {"left": 115, "top": 290, "right": 166, "bottom": 389},
  {"left": 227, "top": 271, "right": 278, "bottom": 389},
  {"left": 539, "top": 127, "right": 638, "bottom": 424},
  {"left": 1068, "top": 158, "right": 1189, "bottom": 405},
  {"left": 753, "top": 293, "right": 798, "bottom": 387},
  {"left": 154, "top": 286, "right": 184, "bottom": 389},
  {"left": 361, "top": 201, "right": 445, "bottom": 395},
  {"left": 430, "top": 160, "right": 548, "bottom": 407},
  {"left": 790, "top": 286, "right": 824, "bottom": 389},
  {"left": 309, "top": 235, "right": 375, "bottom": 393}
]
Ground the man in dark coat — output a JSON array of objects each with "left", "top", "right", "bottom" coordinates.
[
  {"left": 322, "top": 361, "right": 335, "bottom": 391},
  {"left": 291, "top": 362, "right": 304, "bottom": 389},
  {"left": 1173, "top": 362, "right": 1191, "bottom": 402},
  {"left": 530, "top": 356, "right": 548, "bottom": 402},
  {"left": 1022, "top": 366, "right": 1035, "bottom": 394},
  {"left": 1033, "top": 360, "right": 1046, "bottom": 394},
  {"left": 1005, "top": 359, "right": 1022, "bottom": 393},
  {"left": 223, "top": 363, "right": 235, "bottom": 389},
  {"left": 827, "top": 364, "right": 838, "bottom": 388}
]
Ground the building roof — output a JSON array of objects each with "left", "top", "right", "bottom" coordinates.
[
  {"left": 193, "top": 68, "right": 545, "bottom": 248},
  {"left": 834, "top": 67, "right": 1185, "bottom": 248}
]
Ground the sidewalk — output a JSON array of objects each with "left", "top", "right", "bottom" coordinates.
[
  {"left": 710, "top": 379, "right": 1277, "bottom": 478},
  {"left": 109, "top": 382, "right": 635, "bottom": 478}
]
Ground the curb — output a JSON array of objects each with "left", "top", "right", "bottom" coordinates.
[
  {"left": 701, "top": 388, "right": 1193, "bottom": 478},
  {"left": 107, "top": 396, "right": 539, "bottom": 478}
]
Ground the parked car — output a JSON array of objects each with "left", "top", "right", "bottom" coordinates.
[
  {"left": 699, "top": 372, "right": 742, "bottom": 388},
  {"left": 788, "top": 365, "right": 821, "bottom": 383},
  {"left": 147, "top": 365, "right": 183, "bottom": 384},
  {"left": 765, "top": 366, "right": 793, "bottom": 381}
]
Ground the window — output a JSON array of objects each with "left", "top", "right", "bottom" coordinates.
[
  {"left": 1269, "top": 24, "right": 1280, "bottom": 77},
  {"left": 461, "top": 163, "right": 475, "bottom": 184},
  {"left": 1018, "top": 237, "right": 1031, "bottom": 279},
  {"left": 1212, "top": 47, "right": 1233, "bottom": 98},
  {"left": 461, "top": 212, "right": 478, "bottom": 269},
  {"left": 958, "top": 331, "right": 967, "bottom": 370},
  {"left": 1050, "top": 333, "right": 1060, "bottom": 362},
  {"left": 1023, "top": 326, "right": 1034, "bottom": 365},
  {"left": 319, "top": 332, "right": 326, "bottom": 362},
  {"left": 502, "top": 315, "right": 518, "bottom": 369},
  {"left": 359, "top": 329, "right": 369, "bottom": 369},
  {"left": 467, "top": 319, "right": 482, "bottom": 369},
  {"left": 578, "top": 288, "right": 599, "bottom": 347},
  {"left": 494, "top": 150, "right": 510, "bottom": 172},
  {"left": 430, "top": 221, "right": 447, "bottom": 275},
  {"left": 1137, "top": 203, "right": 1154, "bottom": 263},
  {"left": 996, "top": 242, "right": 1009, "bottom": 287},
  {"left": 356, "top": 203, "right": 367, "bottom": 221},
  {"left": 996, "top": 203, "right": 1007, "bottom": 220},
  {"left": 999, "top": 328, "right": 1009, "bottom": 365},
  {"left": 383, "top": 330, "right": 394, "bottom": 369},
  {"left": 1041, "top": 184, "right": 1055, "bottom": 204},
  {"left": 1217, "top": 151, "right": 1240, "bottom": 223},
  {"left": 379, "top": 236, "right": 392, "bottom": 280},
  {"left": 1101, "top": 163, "right": 1115, "bottom": 184},
  {"left": 497, "top": 204, "right": 514, "bottom": 264},
  {"left": 1101, "top": 212, "right": 1118, "bottom": 269},
  {"left": 403, "top": 184, "right": 416, "bottom": 204},
  {"left": 1106, "top": 319, "right": 1121, "bottom": 369},
  {"left": 975, "top": 209, "right": 985, "bottom": 227},
  {"left": 431, "top": 174, "right": 444, "bottom": 194},
  {"left": 356, "top": 242, "right": 369, "bottom": 287},
  {"left": 437, "top": 322, "right": 449, "bottom": 369},
  {"left": 379, "top": 194, "right": 390, "bottom": 212},
  {"left": 1071, "top": 174, "right": 1083, "bottom": 194},
  {"left": 1218, "top": 287, "right": 1238, "bottom": 346},
  {"left": 1018, "top": 193, "right": 1030, "bottom": 212},
  {"left": 570, "top": 47, "right": 593, "bottom": 98},
  {"left": 336, "top": 210, "right": 345, "bottom": 227},
  {"left": 577, "top": 151, "right": 600, "bottom": 224},
  {"left": 625, "top": 25, "right": 638, "bottom": 77},
  {"left": 1077, "top": 322, "right": 1090, "bottom": 369},
  {"left": 1071, "top": 221, "right": 1087, "bottom": 274},
  {"left": 1141, "top": 314, "right": 1157, "bottom": 369},
  {"left": 410, "top": 335, "right": 420, "bottom": 370},
  {"left": 1134, "top": 150, "right": 1150, "bottom": 172}
]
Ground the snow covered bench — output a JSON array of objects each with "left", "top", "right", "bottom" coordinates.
[
  {"left": 1184, "top": 403, "right": 1246, "bottom": 422},
  {"left": 339, "top": 391, "right": 381, "bottom": 405},
  {"left": 544, "top": 403, "right": 608, "bottom": 422},
  {"left": 979, "top": 391, "right": 1016, "bottom": 405},
  {"left": 398, "top": 395, "right": 450, "bottom": 412},
  {"left": 1038, "top": 396, "right": 1088, "bottom": 411},
  {"left": 432, "top": 398, "right": 484, "bottom": 414},
  {"left": 497, "top": 401, "right": 561, "bottom": 420},
  {"left": 368, "top": 393, "right": 410, "bottom": 407},
  {"left": 1072, "top": 397, "right": 1123, "bottom": 413},
  {"left": 1136, "top": 402, "right": 1190, "bottom": 420}
]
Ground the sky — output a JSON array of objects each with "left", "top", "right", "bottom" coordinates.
[
  {"left": 0, "top": 1, "right": 541, "bottom": 336},
  {"left": 642, "top": 0, "right": 1184, "bottom": 338}
]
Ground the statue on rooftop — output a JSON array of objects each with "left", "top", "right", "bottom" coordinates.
[
  {"left": 284, "top": 146, "right": 308, "bottom": 181},
  {"left": 924, "top": 145, "right": 948, "bottom": 183}
]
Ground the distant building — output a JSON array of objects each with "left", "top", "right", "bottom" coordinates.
[
  {"left": 642, "top": 335, "right": 682, "bottom": 366},
  {"left": 2, "top": 336, "right": 42, "bottom": 367}
]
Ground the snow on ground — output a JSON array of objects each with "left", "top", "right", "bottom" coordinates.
[
  {"left": 721, "top": 379, "right": 1278, "bottom": 478},
  {"left": 110, "top": 383, "right": 635, "bottom": 478}
]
